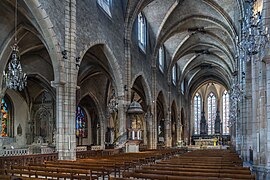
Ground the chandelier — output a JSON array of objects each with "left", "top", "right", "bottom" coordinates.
[
  {"left": 229, "top": 81, "right": 242, "bottom": 126},
  {"left": 3, "top": 0, "right": 27, "bottom": 91},
  {"left": 107, "top": 89, "right": 118, "bottom": 113},
  {"left": 237, "top": 0, "right": 269, "bottom": 62}
]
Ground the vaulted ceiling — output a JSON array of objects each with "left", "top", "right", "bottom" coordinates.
[{"left": 129, "top": 0, "right": 245, "bottom": 96}]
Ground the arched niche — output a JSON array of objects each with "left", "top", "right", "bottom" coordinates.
[
  {"left": 77, "top": 95, "right": 100, "bottom": 146},
  {"left": 130, "top": 75, "right": 150, "bottom": 146},
  {"left": 77, "top": 44, "right": 120, "bottom": 148},
  {"left": 31, "top": 90, "right": 55, "bottom": 144},
  {"left": 0, "top": 1, "right": 56, "bottom": 150}
]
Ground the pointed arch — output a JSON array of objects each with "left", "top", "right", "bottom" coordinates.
[
  {"left": 79, "top": 41, "right": 124, "bottom": 97},
  {"left": 222, "top": 90, "right": 229, "bottom": 135},
  {"left": 131, "top": 73, "right": 152, "bottom": 106},
  {"left": 207, "top": 92, "right": 217, "bottom": 135},
  {"left": 24, "top": 0, "right": 64, "bottom": 83},
  {"left": 194, "top": 92, "right": 202, "bottom": 135}
]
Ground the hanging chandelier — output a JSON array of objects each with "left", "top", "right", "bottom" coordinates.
[
  {"left": 107, "top": 89, "right": 118, "bottom": 113},
  {"left": 229, "top": 75, "right": 242, "bottom": 125},
  {"left": 237, "top": 0, "right": 269, "bottom": 62},
  {"left": 3, "top": 0, "right": 27, "bottom": 91}
]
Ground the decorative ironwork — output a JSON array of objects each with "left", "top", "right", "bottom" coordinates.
[
  {"left": 3, "top": 0, "right": 27, "bottom": 91},
  {"left": 229, "top": 82, "right": 242, "bottom": 125},
  {"left": 237, "top": 0, "right": 269, "bottom": 62},
  {"left": 108, "top": 89, "right": 118, "bottom": 113}
]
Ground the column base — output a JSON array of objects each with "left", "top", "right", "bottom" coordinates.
[{"left": 58, "top": 150, "right": 76, "bottom": 160}]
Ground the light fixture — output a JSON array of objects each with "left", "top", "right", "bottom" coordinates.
[
  {"left": 107, "top": 89, "right": 118, "bottom": 113},
  {"left": 3, "top": 0, "right": 27, "bottom": 91},
  {"left": 237, "top": 0, "right": 269, "bottom": 62},
  {"left": 229, "top": 73, "right": 242, "bottom": 125}
]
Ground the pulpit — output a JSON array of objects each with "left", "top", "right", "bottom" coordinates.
[
  {"left": 126, "top": 101, "right": 144, "bottom": 152},
  {"left": 126, "top": 140, "right": 141, "bottom": 152}
]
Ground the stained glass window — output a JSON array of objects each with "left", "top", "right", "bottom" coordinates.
[
  {"left": 194, "top": 93, "right": 201, "bottom": 135},
  {"left": 172, "top": 65, "right": 177, "bottom": 85},
  {"left": 207, "top": 92, "right": 216, "bottom": 135},
  {"left": 138, "top": 12, "right": 146, "bottom": 50},
  {"left": 158, "top": 46, "right": 165, "bottom": 72},
  {"left": 181, "top": 81, "right": 184, "bottom": 94},
  {"left": 222, "top": 90, "right": 230, "bottom": 135},
  {"left": 76, "top": 106, "right": 87, "bottom": 138},
  {"left": 97, "top": 0, "right": 112, "bottom": 17},
  {"left": 1, "top": 98, "right": 9, "bottom": 137}
]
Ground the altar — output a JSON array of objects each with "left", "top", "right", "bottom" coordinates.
[
  {"left": 194, "top": 138, "right": 217, "bottom": 146},
  {"left": 192, "top": 135, "right": 230, "bottom": 146}
]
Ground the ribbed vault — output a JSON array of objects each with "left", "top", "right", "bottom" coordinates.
[{"left": 127, "top": 0, "right": 244, "bottom": 96}]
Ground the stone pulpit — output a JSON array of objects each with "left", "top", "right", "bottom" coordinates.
[{"left": 126, "top": 101, "right": 144, "bottom": 152}]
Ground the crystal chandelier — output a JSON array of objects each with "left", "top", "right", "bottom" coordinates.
[
  {"left": 237, "top": 0, "right": 269, "bottom": 62},
  {"left": 3, "top": 0, "right": 27, "bottom": 91},
  {"left": 107, "top": 89, "right": 118, "bottom": 113},
  {"left": 229, "top": 81, "right": 242, "bottom": 125}
]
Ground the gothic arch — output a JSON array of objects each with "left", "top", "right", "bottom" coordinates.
[
  {"left": 130, "top": 73, "right": 152, "bottom": 106},
  {"left": 78, "top": 41, "right": 124, "bottom": 97},
  {"left": 156, "top": 91, "right": 167, "bottom": 145},
  {"left": 78, "top": 92, "right": 105, "bottom": 146},
  {"left": 24, "top": 0, "right": 64, "bottom": 83}
]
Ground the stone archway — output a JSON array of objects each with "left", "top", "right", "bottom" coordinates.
[
  {"left": 130, "top": 75, "right": 151, "bottom": 146},
  {"left": 77, "top": 44, "right": 122, "bottom": 149},
  {"left": 77, "top": 95, "right": 100, "bottom": 147}
]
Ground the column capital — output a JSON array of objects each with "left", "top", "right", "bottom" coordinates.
[
  {"left": 262, "top": 56, "right": 270, "bottom": 64},
  {"left": 51, "top": 80, "right": 66, "bottom": 88}
]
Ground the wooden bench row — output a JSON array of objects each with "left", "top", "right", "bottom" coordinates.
[
  {"left": 0, "top": 168, "right": 92, "bottom": 180},
  {"left": 142, "top": 165, "right": 251, "bottom": 174},
  {"left": 122, "top": 149, "right": 255, "bottom": 180},
  {"left": 122, "top": 171, "right": 255, "bottom": 180}
]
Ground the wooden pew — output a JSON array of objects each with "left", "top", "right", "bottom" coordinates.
[
  {"left": 142, "top": 165, "right": 251, "bottom": 174},
  {"left": 134, "top": 169, "right": 255, "bottom": 179},
  {"left": 11, "top": 165, "right": 92, "bottom": 179},
  {"left": 0, "top": 175, "right": 45, "bottom": 180},
  {"left": 43, "top": 162, "right": 114, "bottom": 179}
]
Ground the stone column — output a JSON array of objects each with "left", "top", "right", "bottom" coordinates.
[
  {"left": 54, "top": 81, "right": 76, "bottom": 160},
  {"left": 55, "top": 0, "right": 77, "bottom": 160},
  {"left": 176, "top": 114, "right": 181, "bottom": 143},
  {"left": 150, "top": 62, "right": 157, "bottom": 149},
  {"left": 252, "top": 60, "right": 268, "bottom": 178},
  {"left": 251, "top": 60, "right": 259, "bottom": 165},
  {"left": 244, "top": 61, "right": 253, "bottom": 163},
  {"left": 117, "top": 98, "right": 128, "bottom": 144},
  {"left": 164, "top": 118, "right": 171, "bottom": 147},
  {"left": 252, "top": 1, "right": 270, "bottom": 177},
  {"left": 265, "top": 61, "right": 270, "bottom": 180},
  {"left": 148, "top": 100, "right": 156, "bottom": 149}
]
